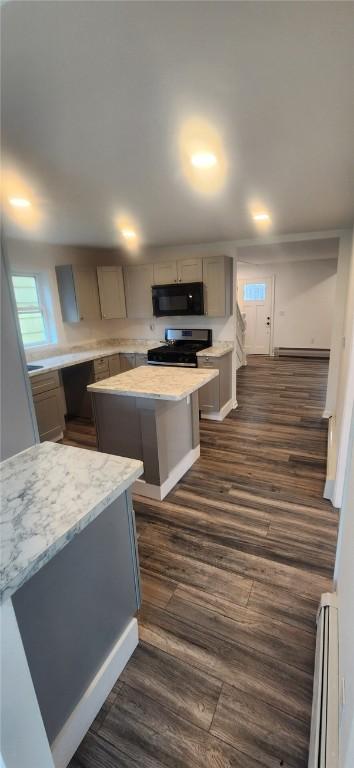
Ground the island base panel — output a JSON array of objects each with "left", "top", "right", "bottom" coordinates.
[
  {"left": 13, "top": 492, "right": 140, "bottom": 749},
  {"left": 93, "top": 392, "right": 201, "bottom": 498}
]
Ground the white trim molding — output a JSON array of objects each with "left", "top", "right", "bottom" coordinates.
[
  {"left": 134, "top": 445, "right": 200, "bottom": 500},
  {"left": 201, "top": 397, "right": 234, "bottom": 422},
  {"left": 51, "top": 618, "right": 138, "bottom": 768}
]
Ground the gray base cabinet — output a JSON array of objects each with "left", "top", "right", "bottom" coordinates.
[
  {"left": 198, "top": 352, "right": 232, "bottom": 413},
  {"left": 31, "top": 370, "right": 65, "bottom": 442}
]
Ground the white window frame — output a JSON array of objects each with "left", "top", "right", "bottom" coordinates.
[{"left": 12, "top": 271, "right": 51, "bottom": 348}]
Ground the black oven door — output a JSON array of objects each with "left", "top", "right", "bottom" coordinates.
[{"left": 152, "top": 282, "right": 204, "bottom": 317}]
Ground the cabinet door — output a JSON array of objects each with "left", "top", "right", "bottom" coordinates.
[
  {"left": 33, "top": 389, "right": 65, "bottom": 442},
  {"left": 120, "top": 353, "right": 136, "bottom": 372},
  {"left": 197, "top": 359, "right": 220, "bottom": 411},
  {"left": 97, "top": 266, "right": 127, "bottom": 319},
  {"left": 177, "top": 258, "right": 202, "bottom": 283},
  {"left": 203, "top": 256, "right": 231, "bottom": 317},
  {"left": 153, "top": 262, "right": 177, "bottom": 285},
  {"left": 124, "top": 265, "right": 154, "bottom": 318},
  {"left": 135, "top": 354, "right": 148, "bottom": 367},
  {"left": 73, "top": 267, "right": 101, "bottom": 321},
  {"left": 108, "top": 354, "right": 121, "bottom": 376}
]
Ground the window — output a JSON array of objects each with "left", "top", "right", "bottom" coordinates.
[
  {"left": 12, "top": 274, "right": 49, "bottom": 347},
  {"left": 243, "top": 282, "right": 266, "bottom": 301}
]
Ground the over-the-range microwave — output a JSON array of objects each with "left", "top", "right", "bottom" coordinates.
[{"left": 152, "top": 282, "right": 204, "bottom": 317}]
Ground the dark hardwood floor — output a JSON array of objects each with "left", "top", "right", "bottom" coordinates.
[{"left": 68, "top": 355, "right": 338, "bottom": 768}]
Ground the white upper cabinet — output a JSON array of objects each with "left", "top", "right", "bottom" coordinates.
[
  {"left": 124, "top": 264, "right": 154, "bottom": 318},
  {"left": 153, "top": 261, "right": 178, "bottom": 285},
  {"left": 56, "top": 265, "right": 101, "bottom": 322},
  {"left": 203, "top": 255, "right": 232, "bottom": 317},
  {"left": 97, "top": 266, "right": 126, "bottom": 319},
  {"left": 177, "top": 258, "right": 203, "bottom": 283}
]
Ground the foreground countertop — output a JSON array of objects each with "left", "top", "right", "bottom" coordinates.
[
  {"left": 196, "top": 341, "right": 234, "bottom": 358},
  {"left": 27, "top": 340, "right": 164, "bottom": 377},
  {"left": 0, "top": 442, "right": 143, "bottom": 603},
  {"left": 88, "top": 364, "right": 219, "bottom": 401}
]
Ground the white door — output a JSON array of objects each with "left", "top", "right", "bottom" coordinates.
[{"left": 238, "top": 277, "right": 273, "bottom": 354}]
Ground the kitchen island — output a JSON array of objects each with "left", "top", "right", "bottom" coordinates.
[
  {"left": 0, "top": 441, "right": 143, "bottom": 768},
  {"left": 88, "top": 365, "right": 219, "bottom": 500}
]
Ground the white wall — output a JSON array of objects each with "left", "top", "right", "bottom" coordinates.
[
  {"left": 6, "top": 239, "right": 124, "bottom": 356},
  {"left": 325, "top": 231, "right": 353, "bottom": 417},
  {"left": 237, "top": 246, "right": 338, "bottom": 350},
  {"left": 334, "top": 408, "right": 354, "bottom": 768}
]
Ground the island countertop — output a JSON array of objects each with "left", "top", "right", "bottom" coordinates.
[
  {"left": 0, "top": 441, "right": 143, "bottom": 603},
  {"left": 87, "top": 364, "right": 219, "bottom": 401}
]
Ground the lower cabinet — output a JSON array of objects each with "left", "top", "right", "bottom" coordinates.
[
  {"left": 32, "top": 387, "right": 65, "bottom": 442},
  {"left": 135, "top": 353, "right": 148, "bottom": 367},
  {"left": 198, "top": 353, "right": 232, "bottom": 413},
  {"left": 120, "top": 353, "right": 136, "bottom": 372},
  {"left": 108, "top": 353, "right": 121, "bottom": 376}
]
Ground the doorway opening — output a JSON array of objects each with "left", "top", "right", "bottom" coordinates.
[{"left": 237, "top": 274, "right": 274, "bottom": 355}]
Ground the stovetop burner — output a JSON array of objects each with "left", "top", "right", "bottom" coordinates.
[{"left": 148, "top": 328, "right": 212, "bottom": 367}]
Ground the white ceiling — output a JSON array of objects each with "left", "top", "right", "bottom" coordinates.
[{"left": 2, "top": 0, "right": 354, "bottom": 247}]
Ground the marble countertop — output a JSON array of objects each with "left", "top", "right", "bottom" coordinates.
[
  {"left": 0, "top": 442, "right": 143, "bottom": 603},
  {"left": 27, "top": 340, "right": 163, "bottom": 377},
  {"left": 196, "top": 341, "right": 234, "bottom": 358},
  {"left": 88, "top": 365, "right": 219, "bottom": 401}
]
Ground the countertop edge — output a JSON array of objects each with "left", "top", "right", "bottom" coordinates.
[
  {"left": 0, "top": 461, "right": 143, "bottom": 604},
  {"left": 27, "top": 343, "right": 163, "bottom": 377},
  {"left": 87, "top": 368, "right": 219, "bottom": 400}
]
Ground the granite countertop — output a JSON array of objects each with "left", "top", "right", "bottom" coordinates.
[
  {"left": 27, "top": 340, "right": 163, "bottom": 377},
  {"left": 196, "top": 341, "right": 234, "bottom": 358},
  {"left": 0, "top": 442, "right": 143, "bottom": 603},
  {"left": 88, "top": 364, "right": 219, "bottom": 401}
]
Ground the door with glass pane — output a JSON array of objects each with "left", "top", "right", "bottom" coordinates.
[{"left": 238, "top": 277, "right": 273, "bottom": 354}]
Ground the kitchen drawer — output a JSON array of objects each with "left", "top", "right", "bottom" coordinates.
[
  {"left": 30, "top": 370, "right": 60, "bottom": 396},
  {"left": 135, "top": 354, "right": 148, "bottom": 367},
  {"left": 197, "top": 357, "right": 215, "bottom": 368},
  {"left": 93, "top": 357, "right": 109, "bottom": 375}
]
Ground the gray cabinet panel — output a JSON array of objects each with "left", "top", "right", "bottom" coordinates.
[
  {"left": 108, "top": 353, "right": 121, "bottom": 376},
  {"left": 198, "top": 352, "right": 232, "bottom": 412},
  {"left": 33, "top": 388, "right": 65, "bottom": 442},
  {"left": 177, "top": 257, "right": 202, "bottom": 283},
  {"left": 203, "top": 255, "right": 232, "bottom": 317},
  {"left": 135, "top": 353, "right": 148, "bottom": 367},
  {"left": 56, "top": 265, "right": 101, "bottom": 322},
  {"left": 30, "top": 370, "right": 60, "bottom": 396},
  {"left": 124, "top": 265, "right": 154, "bottom": 318},
  {"left": 97, "top": 266, "right": 126, "bottom": 319},
  {"left": 153, "top": 261, "right": 177, "bottom": 285},
  {"left": 120, "top": 353, "right": 136, "bottom": 372}
]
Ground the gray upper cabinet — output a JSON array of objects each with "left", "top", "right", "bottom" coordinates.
[
  {"left": 202, "top": 255, "right": 232, "bottom": 317},
  {"left": 177, "top": 257, "right": 203, "bottom": 283},
  {"left": 124, "top": 264, "right": 154, "bottom": 318},
  {"left": 56, "top": 265, "right": 101, "bottom": 322},
  {"left": 153, "top": 261, "right": 177, "bottom": 285},
  {"left": 97, "top": 266, "right": 126, "bottom": 320},
  {"left": 153, "top": 258, "right": 203, "bottom": 285}
]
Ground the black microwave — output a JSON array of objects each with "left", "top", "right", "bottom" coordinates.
[{"left": 152, "top": 282, "right": 204, "bottom": 317}]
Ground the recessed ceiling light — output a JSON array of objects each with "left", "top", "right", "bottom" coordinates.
[
  {"left": 121, "top": 228, "right": 137, "bottom": 240},
  {"left": 191, "top": 151, "right": 217, "bottom": 169},
  {"left": 253, "top": 212, "right": 271, "bottom": 222},
  {"left": 8, "top": 196, "right": 31, "bottom": 208}
]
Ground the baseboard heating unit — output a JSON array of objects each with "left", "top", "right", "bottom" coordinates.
[
  {"left": 308, "top": 593, "right": 338, "bottom": 768},
  {"left": 274, "top": 348, "right": 330, "bottom": 359}
]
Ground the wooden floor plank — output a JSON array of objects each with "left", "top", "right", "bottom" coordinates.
[{"left": 69, "top": 355, "right": 337, "bottom": 768}]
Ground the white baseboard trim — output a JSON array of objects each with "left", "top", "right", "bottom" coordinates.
[
  {"left": 322, "top": 409, "right": 332, "bottom": 419},
  {"left": 323, "top": 477, "right": 335, "bottom": 500},
  {"left": 134, "top": 445, "right": 200, "bottom": 500},
  {"left": 51, "top": 618, "right": 138, "bottom": 768},
  {"left": 201, "top": 398, "right": 234, "bottom": 422}
]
